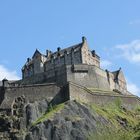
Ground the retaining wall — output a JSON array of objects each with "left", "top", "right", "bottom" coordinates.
[
  {"left": 68, "top": 82, "right": 140, "bottom": 109},
  {"left": 0, "top": 83, "right": 61, "bottom": 109}
]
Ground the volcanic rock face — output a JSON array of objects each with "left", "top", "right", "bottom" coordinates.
[
  {"left": 25, "top": 101, "right": 98, "bottom": 140},
  {"left": 0, "top": 98, "right": 140, "bottom": 140},
  {"left": 25, "top": 99, "right": 48, "bottom": 127},
  {"left": 0, "top": 99, "right": 100, "bottom": 140}
]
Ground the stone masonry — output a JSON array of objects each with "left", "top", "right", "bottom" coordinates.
[
  {"left": 0, "top": 37, "right": 136, "bottom": 114},
  {"left": 21, "top": 37, "right": 128, "bottom": 94}
]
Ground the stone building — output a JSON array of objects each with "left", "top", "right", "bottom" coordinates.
[
  {"left": 22, "top": 37, "right": 100, "bottom": 78},
  {"left": 106, "top": 68, "right": 127, "bottom": 94},
  {"left": 21, "top": 37, "right": 127, "bottom": 94},
  {"left": 1, "top": 36, "right": 139, "bottom": 118}
]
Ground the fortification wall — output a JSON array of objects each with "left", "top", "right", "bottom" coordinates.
[
  {"left": 19, "top": 73, "right": 45, "bottom": 85},
  {"left": 1, "top": 79, "right": 139, "bottom": 111},
  {"left": 19, "top": 64, "right": 127, "bottom": 95},
  {"left": 44, "top": 65, "right": 67, "bottom": 86},
  {"left": 68, "top": 82, "right": 140, "bottom": 109},
  {"left": 66, "top": 65, "right": 110, "bottom": 90},
  {"left": 0, "top": 83, "right": 61, "bottom": 109},
  {"left": 19, "top": 65, "right": 67, "bottom": 86},
  {"left": 20, "top": 64, "right": 110, "bottom": 90}
]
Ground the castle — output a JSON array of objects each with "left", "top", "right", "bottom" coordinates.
[
  {"left": 21, "top": 37, "right": 127, "bottom": 94},
  {"left": 0, "top": 37, "right": 140, "bottom": 114}
]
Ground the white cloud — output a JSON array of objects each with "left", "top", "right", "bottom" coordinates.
[
  {"left": 127, "top": 81, "right": 140, "bottom": 97},
  {"left": 116, "top": 40, "right": 140, "bottom": 63},
  {"left": 0, "top": 65, "right": 20, "bottom": 80},
  {"left": 100, "top": 60, "right": 112, "bottom": 69}
]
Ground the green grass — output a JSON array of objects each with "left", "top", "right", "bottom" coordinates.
[
  {"left": 135, "top": 105, "right": 140, "bottom": 113},
  {"left": 64, "top": 115, "right": 82, "bottom": 122},
  {"left": 92, "top": 99, "right": 139, "bottom": 125},
  {"left": 86, "top": 87, "right": 117, "bottom": 95},
  {"left": 88, "top": 128, "right": 135, "bottom": 140},
  {"left": 88, "top": 99, "right": 140, "bottom": 140},
  {"left": 32, "top": 103, "right": 64, "bottom": 126},
  {"left": 31, "top": 99, "right": 140, "bottom": 139}
]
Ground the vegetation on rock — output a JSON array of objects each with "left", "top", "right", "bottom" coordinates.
[
  {"left": 0, "top": 98, "right": 140, "bottom": 140},
  {"left": 88, "top": 98, "right": 140, "bottom": 140},
  {"left": 32, "top": 103, "right": 65, "bottom": 126}
]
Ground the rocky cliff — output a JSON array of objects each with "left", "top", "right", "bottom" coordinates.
[{"left": 0, "top": 97, "right": 140, "bottom": 140}]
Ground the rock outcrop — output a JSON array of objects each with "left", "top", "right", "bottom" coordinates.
[{"left": 0, "top": 98, "right": 140, "bottom": 140}]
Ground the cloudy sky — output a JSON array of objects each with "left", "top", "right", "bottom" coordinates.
[{"left": 0, "top": 0, "right": 140, "bottom": 96}]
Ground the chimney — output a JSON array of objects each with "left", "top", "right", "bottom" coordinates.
[
  {"left": 64, "top": 50, "right": 67, "bottom": 64},
  {"left": 92, "top": 50, "right": 96, "bottom": 57},
  {"left": 50, "top": 55, "right": 55, "bottom": 64},
  {"left": 64, "top": 50, "right": 67, "bottom": 55},
  {"left": 57, "top": 47, "right": 61, "bottom": 52},
  {"left": 2, "top": 78, "right": 9, "bottom": 87},
  {"left": 82, "top": 36, "right": 87, "bottom": 43},
  {"left": 46, "top": 50, "right": 52, "bottom": 57},
  {"left": 27, "top": 58, "right": 30, "bottom": 62}
]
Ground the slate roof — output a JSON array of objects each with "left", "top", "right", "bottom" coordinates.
[
  {"left": 50, "top": 42, "right": 83, "bottom": 58},
  {"left": 22, "top": 42, "right": 83, "bottom": 70},
  {"left": 32, "top": 49, "right": 42, "bottom": 59}
]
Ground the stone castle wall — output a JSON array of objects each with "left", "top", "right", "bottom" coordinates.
[
  {"left": 20, "top": 65, "right": 67, "bottom": 86},
  {"left": 66, "top": 64, "right": 110, "bottom": 90},
  {"left": 20, "top": 64, "right": 110, "bottom": 90},
  {"left": 68, "top": 82, "right": 140, "bottom": 109},
  {"left": 0, "top": 81, "right": 139, "bottom": 111},
  {"left": 6, "top": 64, "right": 129, "bottom": 96},
  {"left": 0, "top": 83, "right": 62, "bottom": 109}
]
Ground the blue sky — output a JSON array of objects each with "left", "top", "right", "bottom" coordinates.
[{"left": 0, "top": 0, "right": 140, "bottom": 96}]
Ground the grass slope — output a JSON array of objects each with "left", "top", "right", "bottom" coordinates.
[
  {"left": 88, "top": 98, "right": 140, "bottom": 140},
  {"left": 31, "top": 98, "right": 140, "bottom": 140}
]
